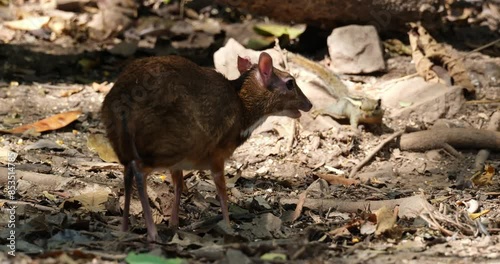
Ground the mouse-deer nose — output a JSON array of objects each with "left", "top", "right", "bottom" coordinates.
[{"left": 296, "top": 86, "right": 313, "bottom": 112}]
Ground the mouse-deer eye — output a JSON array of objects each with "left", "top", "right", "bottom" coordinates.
[{"left": 285, "top": 79, "right": 294, "bottom": 90}]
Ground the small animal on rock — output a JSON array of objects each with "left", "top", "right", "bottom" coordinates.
[{"left": 101, "top": 52, "right": 312, "bottom": 241}]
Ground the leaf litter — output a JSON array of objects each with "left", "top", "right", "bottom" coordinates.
[{"left": 0, "top": 1, "right": 499, "bottom": 263}]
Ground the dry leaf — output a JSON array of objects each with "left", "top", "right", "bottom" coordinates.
[
  {"left": 86, "top": 134, "right": 119, "bottom": 163},
  {"left": 360, "top": 221, "right": 376, "bottom": 235},
  {"left": 408, "top": 22, "right": 475, "bottom": 94},
  {"left": 47, "top": 17, "right": 66, "bottom": 35},
  {"left": 317, "top": 173, "right": 360, "bottom": 186},
  {"left": 58, "top": 87, "right": 83, "bottom": 97},
  {"left": 4, "top": 16, "right": 51, "bottom": 31},
  {"left": 471, "top": 164, "right": 495, "bottom": 186},
  {"left": 92, "top": 82, "right": 113, "bottom": 93},
  {"left": 0, "top": 26, "right": 16, "bottom": 43},
  {"left": 43, "top": 191, "right": 57, "bottom": 202},
  {"left": 0, "top": 111, "right": 82, "bottom": 134},
  {"left": 291, "top": 190, "right": 308, "bottom": 222},
  {"left": 470, "top": 209, "right": 490, "bottom": 220},
  {"left": 65, "top": 191, "right": 110, "bottom": 213},
  {"left": 374, "top": 206, "right": 398, "bottom": 236},
  {"left": 328, "top": 219, "right": 363, "bottom": 237}
]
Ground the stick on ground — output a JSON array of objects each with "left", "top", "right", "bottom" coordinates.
[{"left": 349, "top": 130, "right": 404, "bottom": 178}]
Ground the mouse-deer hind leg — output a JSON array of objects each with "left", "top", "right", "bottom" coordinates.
[{"left": 130, "top": 160, "right": 158, "bottom": 242}]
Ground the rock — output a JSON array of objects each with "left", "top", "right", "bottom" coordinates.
[
  {"left": 357, "top": 162, "right": 394, "bottom": 183},
  {"left": 252, "top": 213, "right": 282, "bottom": 239},
  {"left": 108, "top": 40, "right": 138, "bottom": 57},
  {"left": 381, "top": 77, "right": 465, "bottom": 123},
  {"left": 306, "top": 179, "right": 329, "bottom": 198},
  {"left": 251, "top": 196, "right": 271, "bottom": 210},
  {"left": 223, "top": 249, "right": 252, "bottom": 264},
  {"left": 255, "top": 166, "right": 269, "bottom": 177},
  {"left": 327, "top": 25, "right": 386, "bottom": 74},
  {"left": 213, "top": 38, "right": 285, "bottom": 80}
]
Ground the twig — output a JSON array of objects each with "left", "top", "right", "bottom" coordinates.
[
  {"left": 359, "top": 183, "right": 386, "bottom": 193},
  {"left": 0, "top": 199, "right": 58, "bottom": 212},
  {"left": 447, "top": 38, "right": 500, "bottom": 64},
  {"left": 291, "top": 190, "right": 308, "bottom": 222},
  {"left": 474, "top": 111, "right": 500, "bottom": 172},
  {"left": 465, "top": 99, "right": 500, "bottom": 105},
  {"left": 442, "top": 143, "right": 464, "bottom": 159},
  {"left": 420, "top": 213, "right": 454, "bottom": 236},
  {"left": 349, "top": 130, "right": 404, "bottom": 178},
  {"left": 381, "top": 72, "right": 419, "bottom": 88}
]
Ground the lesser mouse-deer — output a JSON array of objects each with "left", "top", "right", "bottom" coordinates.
[{"left": 101, "top": 52, "right": 312, "bottom": 241}]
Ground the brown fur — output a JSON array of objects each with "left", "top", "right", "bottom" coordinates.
[{"left": 101, "top": 53, "right": 312, "bottom": 241}]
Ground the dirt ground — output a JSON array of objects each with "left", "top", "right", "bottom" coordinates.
[{"left": 0, "top": 1, "right": 500, "bottom": 263}]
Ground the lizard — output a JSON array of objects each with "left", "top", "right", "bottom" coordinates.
[{"left": 286, "top": 52, "right": 384, "bottom": 130}]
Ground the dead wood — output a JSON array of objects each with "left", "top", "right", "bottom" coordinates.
[
  {"left": 280, "top": 195, "right": 431, "bottom": 219},
  {"left": 216, "top": 0, "right": 439, "bottom": 31},
  {"left": 0, "top": 167, "right": 70, "bottom": 188},
  {"left": 399, "top": 128, "right": 500, "bottom": 152},
  {"left": 0, "top": 199, "right": 59, "bottom": 212},
  {"left": 474, "top": 111, "right": 500, "bottom": 171}
]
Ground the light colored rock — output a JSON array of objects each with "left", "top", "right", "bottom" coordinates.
[
  {"left": 380, "top": 77, "right": 465, "bottom": 123},
  {"left": 306, "top": 179, "right": 329, "bottom": 198},
  {"left": 213, "top": 38, "right": 285, "bottom": 80},
  {"left": 327, "top": 25, "right": 386, "bottom": 74}
]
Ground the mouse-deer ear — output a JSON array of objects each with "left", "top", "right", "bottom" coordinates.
[
  {"left": 258, "top": 52, "right": 273, "bottom": 86},
  {"left": 237, "top": 56, "right": 252, "bottom": 74}
]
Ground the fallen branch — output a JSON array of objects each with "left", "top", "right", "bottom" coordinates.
[
  {"left": 349, "top": 130, "right": 404, "bottom": 178},
  {"left": 399, "top": 128, "right": 500, "bottom": 152},
  {"left": 0, "top": 168, "right": 70, "bottom": 188},
  {"left": 280, "top": 194, "right": 430, "bottom": 219},
  {"left": 0, "top": 199, "right": 59, "bottom": 213}
]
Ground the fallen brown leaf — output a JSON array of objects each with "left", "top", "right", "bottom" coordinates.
[
  {"left": 0, "top": 111, "right": 82, "bottom": 134},
  {"left": 471, "top": 164, "right": 495, "bottom": 186},
  {"left": 63, "top": 191, "right": 110, "bottom": 213}
]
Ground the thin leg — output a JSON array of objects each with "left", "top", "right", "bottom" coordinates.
[
  {"left": 122, "top": 164, "right": 133, "bottom": 232},
  {"left": 169, "top": 169, "right": 183, "bottom": 228},
  {"left": 211, "top": 161, "right": 230, "bottom": 226},
  {"left": 130, "top": 160, "right": 158, "bottom": 242}
]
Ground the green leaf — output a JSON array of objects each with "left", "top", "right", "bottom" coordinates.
[
  {"left": 254, "top": 23, "right": 306, "bottom": 39},
  {"left": 260, "top": 252, "right": 287, "bottom": 261},
  {"left": 246, "top": 37, "right": 275, "bottom": 50},
  {"left": 125, "top": 253, "right": 186, "bottom": 264}
]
